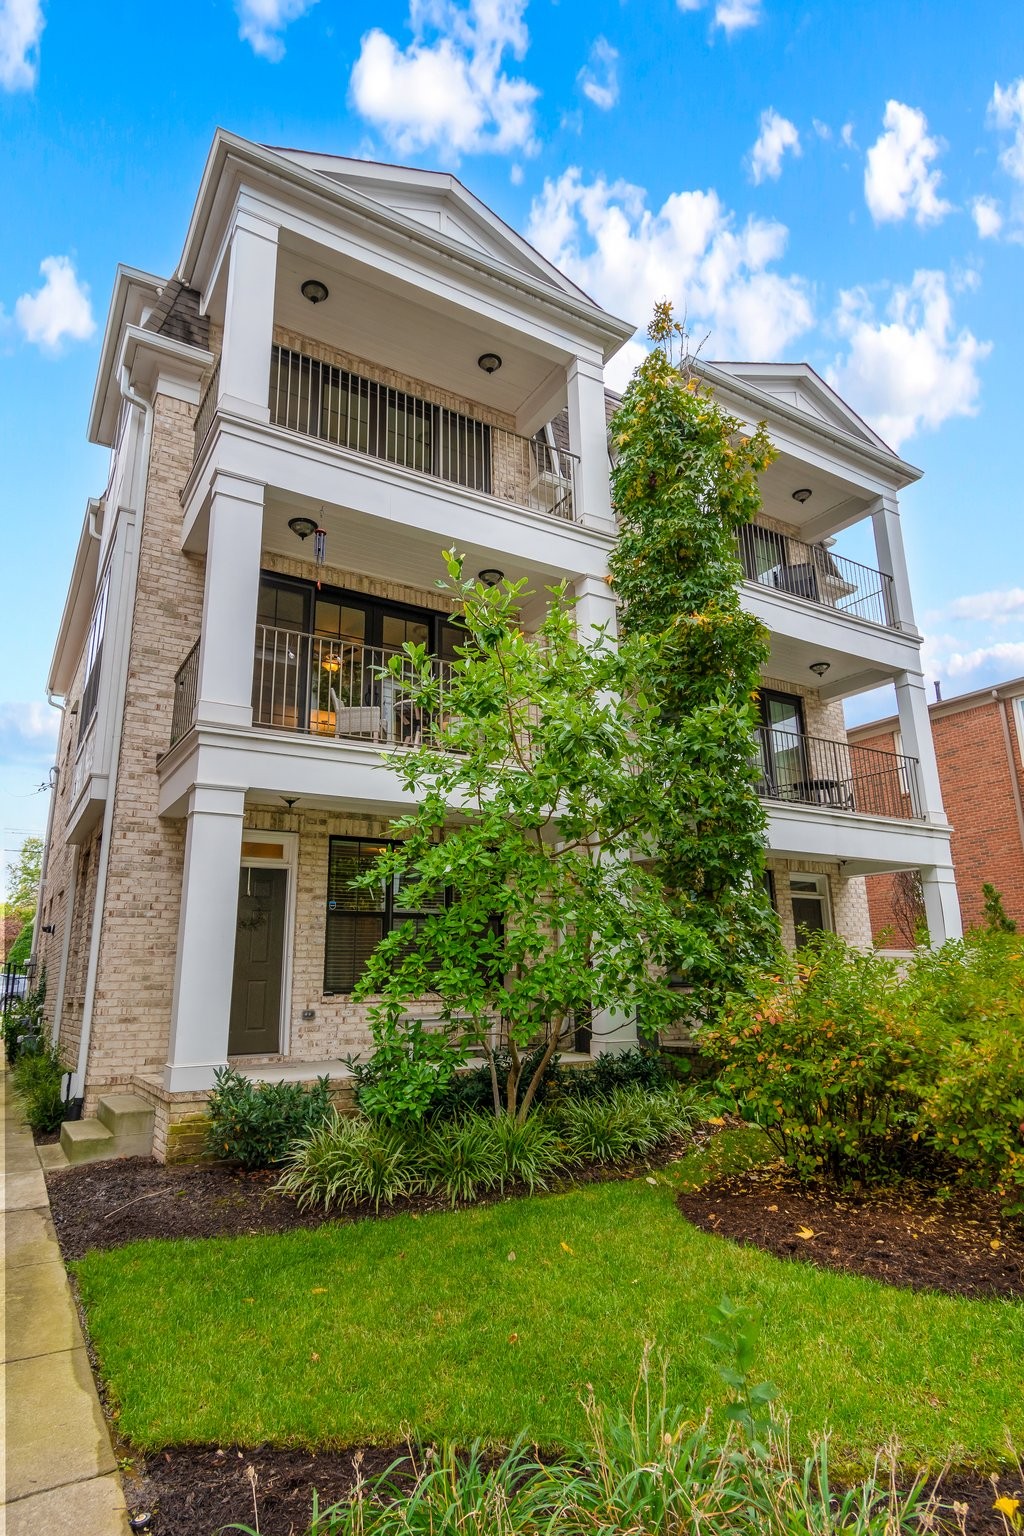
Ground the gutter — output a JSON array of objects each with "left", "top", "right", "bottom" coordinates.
[{"left": 71, "top": 366, "right": 153, "bottom": 1098}]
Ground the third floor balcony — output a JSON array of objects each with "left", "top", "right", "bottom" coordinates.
[{"left": 738, "top": 522, "right": 896, "bottom": 630}]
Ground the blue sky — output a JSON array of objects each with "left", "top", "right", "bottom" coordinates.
[{"left": 2, "top": 0, "right": 1023, "bottom": 885}]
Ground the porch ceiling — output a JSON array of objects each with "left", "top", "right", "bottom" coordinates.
[
  {"left": 757, "top": 452, "right": 871, "bottom": 537},
  {"left": 273, "top": 237, "right": 568, "bottom": 430},
  {"left": 761, "top": 627, "right": 895, "bottom": 700},
  {"left": 261, "top": 491, "right": 590, "bottom": 627}
]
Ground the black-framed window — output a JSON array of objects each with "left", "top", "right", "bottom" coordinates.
[
  {"left": 757, "top": 688, "right": 807, "bottom": 796},
  {"left": 324, "top": 836, "right": 447, "bottom": 995}
]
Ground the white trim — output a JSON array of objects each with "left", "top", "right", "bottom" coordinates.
[
  {"left": 789, "top": 871, "right": 833, "bottom": 933},
  {"left": 237, "top": 830, "right": 298, "bottom": 1059}
]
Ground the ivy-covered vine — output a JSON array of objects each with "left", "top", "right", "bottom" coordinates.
[{"left": 609, "top": 303, "right": 781, "bottom": 997}]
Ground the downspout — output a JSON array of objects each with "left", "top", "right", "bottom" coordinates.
[
  {"left": 994, "top": 690, "right": 1024, "bottom": 858},
  {"left": 31, "top": 693, "right": 65, "bottom": 1042},
  {"left": 71, "top": 368, "right": 153, "bottom": 1099}
]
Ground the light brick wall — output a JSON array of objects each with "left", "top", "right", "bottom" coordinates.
[
  {"left": 84, "top": 393, "right": 206, "bottom": 1090},
  {"left": 766, "top": 856, "right": 871, "bottom": 950}
]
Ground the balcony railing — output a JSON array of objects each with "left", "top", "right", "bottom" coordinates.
[
  {"left": 738, "top": 523, "right": 896, "bottom": 628},
  {"left": 193, "top": 359, "right": 220, "bottom": 459},
  {"left": 252, "top": 625, "right": 457, "bottom": 745},
  {"left": 756, "top": 726, "right": 921, "bottom": 820},
  {"left": 266, "top": 344, "right": 579, "bottom": 520},
  {"left": 170, "top": 638, "right": 201, "bottom": 747}
]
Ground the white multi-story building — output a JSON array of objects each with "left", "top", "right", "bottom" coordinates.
[{"left": 34, "top": 132, "right": 958, "bottom": 1160}]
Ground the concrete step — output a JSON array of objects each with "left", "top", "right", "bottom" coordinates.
[
  {"left": 96, "top": 1093, "right": 155, "bottom": 1141},
  {"left": 60, "top": 1119, "right": 114, "bottom": 1165},
  {"left": 36, "top": 1142, "right": 70, "bottom": 1172}
]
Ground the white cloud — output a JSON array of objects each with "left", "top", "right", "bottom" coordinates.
[
  {"left": 945, "top": 588, "right": 1024, "bottom": 623},
  {"left": 0, "top": 702, "right": 59, "bottom": 765},
  {"left": 926, "top": 638, "right": 1024, "bottom": 682},
  {"left": 349, "top": 0, "right": 539, "bottom": 159},
  {"left": 577, "top": 36, "right": 618, "bottom": 111},
  {"left": 828, "top": 269, "right": 991, "bottom": 449},
  {"left": 864, "top": 101, "right": 952, "bottom": 227},
  {"left": 971, "top": 195, "right": 1003, "bottom": 239},
  {"left": 526, "top": 168, "right": 813, "bottom": 389},
  {"left": 840, "top": 122, "right": 855, "bottom": 149},
  {"left": 0, "top": 0, "right": 43, "bottom": 91},
  {"left": 14, "top": 256, "right": 95, "bottom": 352},
  {"left": 675, "top": 0, "right": 763, "bottom": 33},
  {"left": 812, "top": 119, "right": 831, "bottom": 141},
  {"left": 235, "top": 0, "right": 317, "bottom": 60},
  {"left": 989, "top": 77, "right": 1024, "bottom": 183},
  {"left": 749, "top": 108, "right": 801, "bottom": 184}
]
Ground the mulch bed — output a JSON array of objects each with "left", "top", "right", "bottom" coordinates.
[
  {"left": 677, "top": 1166, "right": 1024, "bottom": 1300},
  {"left": 45, "top": 1136, "right": 702, "bottom": 1262},
  {"left": 116, "top": 1443, "right": 1019, "bottom": 1535}
]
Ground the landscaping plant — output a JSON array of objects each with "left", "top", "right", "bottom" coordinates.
[
  {"left": 205, "top": 1068, "right": 333, "bottom": 1169},
  {"left": 13, "top": 1035, "right": 68, "bottom": 1133},
  {"left": 700, "top": 934, "right": 921, "bottom": 1183}
]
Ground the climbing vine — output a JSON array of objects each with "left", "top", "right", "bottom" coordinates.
[{"left": 609, "top": 303, "right": 781, "bottom": 998}]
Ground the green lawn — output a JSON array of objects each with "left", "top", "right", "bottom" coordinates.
[{"left": 75, "top": 1135, "right": 1022, "bottom": 1469}]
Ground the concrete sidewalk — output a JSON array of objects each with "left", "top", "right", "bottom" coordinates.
[{"left": 2, "top": 1062, "right": 130, "bottom": 1534}]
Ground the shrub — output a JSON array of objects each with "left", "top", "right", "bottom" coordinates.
[
  {"left": 1, "top": 965, "right": 47, "bottom": 1066},
  {"left": 553, "top": 1086, "right": 690, "bottom": 1164},
  {"left": 489, "top": 1111, "right": 570, "bottom": 1192},
  {"left": 420, "top": 1115, "right": 504, "bottom": 1206},
  {"left": 205, "top": 1068, "right": 333, "bottom": 1169},
  {"left": 13, "top": 1039, "right": 68, "bottom": 1134},
  {"left": 701, "top": 935, "right": 921, "bottom": 1183},
  {"left": 277, "top": 1112, "right": 421, "bottom": 1211},
  {"left": 903, "top": 930, "right": 1024, "bottom": 1205}
]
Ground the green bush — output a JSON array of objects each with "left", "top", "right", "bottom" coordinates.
[
  {"left": 489, "top": 1111, "right": 570, "bottom": 1192},
  {"left": 553, "top": 1086, "right": 693, "bottom": 1165},
  {"left": 701, "top": 935, "right": 920, "bottom": 1183},
  {"left": 205, "top": 1068, "right": 334, "bottom": 1169},
  {"left": 13, "top": 1038, "right": 69, "bottom": 1134},
  {"left": 6, "top": 920, "right": 33, "bottom": 967},
  {"left": 277, "top": 1112, "right": 422, "bottom": 1211},
  {"left": 1, "top": 965, "right": 47, "bottom": 1065},
  {"left": 420, "top": 1115, "right": 505, "bottom": 1206},
  {"left": 903, "top": 930, "right": 1024, "bottom": 1205}
]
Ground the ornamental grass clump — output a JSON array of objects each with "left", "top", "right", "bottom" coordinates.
[
  {"left": 701, "top": 934, "right": 921, "bottom": 1184},
  {"left": 553, "top": 1086, "right": 694, "bottom": 1164},
  {"left": 276, "top": 1112, "right": 421, "bottom": 1211}
]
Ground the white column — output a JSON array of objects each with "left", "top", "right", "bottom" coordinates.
[
  {"left": 165, "top": 786, "right": 246, "bottom": 1092},
  {"left": 871, "top": 493, "right": 918, "bottom": 635},
  {"left": 895, "top": 670, "right": 946, "bottom": 824},
  {"left": 196, "top": 475, "right": 264, "bottom": 729},
  {"left": 573, "top": 574, "right": 618, "bottom": 644},
  {"left": 566, "top": 354, "right": 615, "bottom": 532},
  {"left": 921, "top": 864, "right": 963, "bottom": 945},
  {"left": 219, "top": 211, "right": 279, "bottom": 424}
]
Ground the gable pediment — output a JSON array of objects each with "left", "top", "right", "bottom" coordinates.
[{"left": 712, "top": 362, "right": 890, "bottom": 452}]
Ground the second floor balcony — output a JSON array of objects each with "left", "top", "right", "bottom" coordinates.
[
  {"left": 193, "top": 345, "right": 580, "bottom": 524},
  {"left": 756, "top": 724, "right": 921, "bottom": 820}
]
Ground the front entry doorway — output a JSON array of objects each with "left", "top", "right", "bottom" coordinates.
[{"left": 228, "top": 865, "right": 288, "bottom": 1055}]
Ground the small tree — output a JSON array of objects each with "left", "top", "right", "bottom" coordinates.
[
  {"left": 891, "top": 869, "right": 927, "bottom": 948},
  {"left": 982, "top": 882, "right": 1017, "bottom": 934},
  {"left": 353, "top": 555, "right": 700, "bottom": 1123},
  {"left": 608, "top": 305, "right": 780, "bottom": 999},
  {"left": 4, "top": 835, "right": 42, "bottom": 927}
]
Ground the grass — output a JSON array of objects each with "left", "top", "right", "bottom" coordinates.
[{"left": 74, "top": 1131, "right": 1022, "bottom": 1468}]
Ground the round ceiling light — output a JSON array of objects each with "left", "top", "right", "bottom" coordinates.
[
  {"left": 477, "top": 353, "right": 502, "bottom": 374},
  {"left": 792, "top": 488, "right": 812, "bottom": 504},
  {"left": 809, "top": 660, "right": 831, "bottom": 678},
  {"left": 478, "top": 568, "right": 505, "bottom": 586},
  {"left": 288, "top": 515, "right": 318, "bottom": 540},
  {"left": 301, "top": 279, "right": 329, "bottom": 304}
]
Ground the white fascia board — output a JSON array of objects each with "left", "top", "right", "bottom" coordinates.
[
  {"left": 119, "top": 326, "right": 214, "bottom": 403},
  {"left": 88, "top": 266, "right": 166, "bottom": 446},
  {"left": 766, "top": 802, "right": 953, "bottom": 871},
  {"left": 697, "top": 361, "right": 923, "bottom": 491},
  {"left": 179, "top": 132, "right": 635, "bottom": 362},
  {"left": 740, "top": 584, "right": 922, "bottom": 671},
  {"left": 182, "top": 416, "right": 616, "bottom": 576},
  {"left": 48, "top": 506, "right": 101, "bottom": 695}
]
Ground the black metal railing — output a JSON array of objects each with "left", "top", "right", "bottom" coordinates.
[
  {"left": 170, "top": 637, "right": 201, "bottom": 746},
  {"left": 192, "top": 359, "right": 220, "bottom": 460},
  {"left": 267, "top": 345, "right": 578, "bottom": 520},
  {"left": 755, "top": 726, "right": 921, "bottom": 819},
  {"left": 252, "top": 625, "right": 457, "bottom": 746},
  {"left": 738, "top": 523, "right": 896, "bottom": 628}
]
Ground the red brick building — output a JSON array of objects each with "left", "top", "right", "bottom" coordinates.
[{"left": 849, "top": 678, "right": 1024, "bottom": 942}]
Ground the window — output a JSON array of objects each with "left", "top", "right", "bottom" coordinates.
[
  {"left": 789, "top": 874, "right": 832, "bottom": 943},
  {"left": 324, "top": 837, "right": 446, "bottom": 994},
  {"left": 80, "top": 568, "right": 111, "bottom": 732},
  {"left": 757, "top": 689, "right": 807, "bottom": 797}
]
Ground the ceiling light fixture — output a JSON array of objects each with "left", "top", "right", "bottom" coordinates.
[
  {"left": 792, "top": 488, "right": 812, "bottom": 504},
  {"left": 477, "top": 353, "right": 502, "bottom": 374},
  {"left": 288, "top": 515, "right": 318, "bottom": 540},
  {"left": 809, "top": 660, "right": 831, "bottom": 678},
  {"left": 478, "top": 568, "right": 505, "bottom": 586},
  {"left": 281, "top": 796, "right": 299, "bottom": 810},
  {"left": 301, "top": 279, "right": 329, "bottom": 304}
]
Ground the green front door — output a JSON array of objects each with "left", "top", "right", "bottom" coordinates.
[{"left": 228, "top": 867, "right": 287, "bottom": 1055}]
